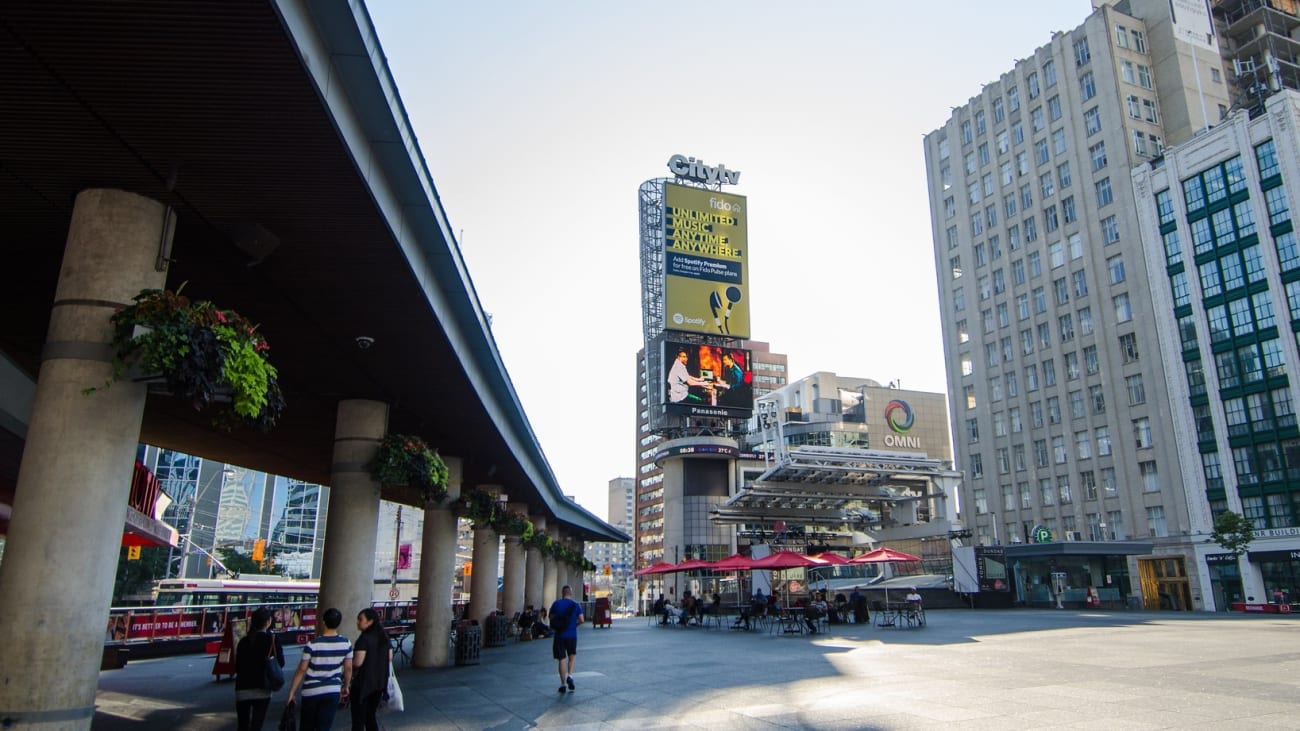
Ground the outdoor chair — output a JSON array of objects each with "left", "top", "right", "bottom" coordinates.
[{"left": 871, "top": 600, "right": 894, "bottom": 628}]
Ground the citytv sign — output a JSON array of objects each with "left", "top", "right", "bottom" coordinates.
[{"left": 667, "top": 154, "right": 741, "bottom": 186}]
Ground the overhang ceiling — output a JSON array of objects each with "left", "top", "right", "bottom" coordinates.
[{"left": 0, "top": 1, "right": 624, "bottom": 542}]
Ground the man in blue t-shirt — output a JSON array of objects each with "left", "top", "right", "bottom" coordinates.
[
  {"left": 286, "top": 607, "right": 354, "bottom": 730},
  {"left": 548, "top": 585, "right": 585, "bottom": 693}
]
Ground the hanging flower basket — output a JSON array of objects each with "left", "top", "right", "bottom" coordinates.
[
  {"left": 461, "top": 488, "right": 504, "bottom": 529},
  {"left": 88, "top": 286, "right": 285, "bottom": 430},
  {"left": 368, "top": 434, "right": 449, "bottom": 504},
  {"left": 503, "top": 512, "right": 533, "bottom": 538}
]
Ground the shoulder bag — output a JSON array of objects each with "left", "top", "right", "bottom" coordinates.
[{"left": 264, "top": 633, "right": 285, "bottom": 691}]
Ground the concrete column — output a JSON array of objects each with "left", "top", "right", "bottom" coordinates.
[
  {"left": 573, "top": 540, "right": 586, "bottom": 600},
  {"left": 466, "top": 485, "right": 502, "bottom": 623},
  {"left": 524, "top": 515, "right": 546, "bottom": 611},
  {"left": 318, "top": 400, "right": 387, "bottom": 642},
  {"left": 500, "top": 501, "right": 527, "bottom": 619},
  {"left": 412, "top": 456, "right": 461, "bottom": 668},
  {"left": 0, "top": 189, "right": 170, "bottom": 729},
  {"left": 542, "top": 527, "right": 560, "bottom": 608}
]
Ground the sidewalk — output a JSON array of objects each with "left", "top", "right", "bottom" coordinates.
[{"left": 94, "top": 609, "right": 1300, "bottom": 729}]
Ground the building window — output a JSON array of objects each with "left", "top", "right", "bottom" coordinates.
[
  {"left": 1126, "top": 373, "right": 1146, "bottom": 405},
  {"left": 1070, "top": 389, "right": 1086, "bottom": 419},
  {"left": 1131, "top": 29, "right": 1147, "bottom": 53},
  {"left": 1127, "top": 95, "right": 1141, "bottom": 119},
  {"left": 1108, "top": 255, "right": 1125, "bottom": 284},
  {"left": 1134, "top": 418, "right": 1153, "bottom": 449},
  {"left": 1114, "top": 293, "right": 1132, "bottom": 323},
  {"left": 1044, "top": 60, "right": 1056, "bottom": 87},
  {"left": 1073, "top": 37, "right": 1090, "bottom": 66},
  {"left": 1076, "top": 431, "right": 1092, "bottom": 460},
  {"left": 1048, "top": 96, "right": 1062, "bottom": 122},
  {"left": 1121, "top": 59, "right": 1135, "bottom": 83},
  {"left": 1257, "top": 139, "right": 1280, "bottom": 179},
  {"left": 1084, "top": 345, "right": 1099, "bottom": 375},
  {"left": 1146, "top": 506, "right": 1167, "bottom": 537},
  {"left": 1079, "top": 71, "right": 1096, "bottom": 100},
  {"left": 1115, "top": 24, "right": 1129, "bottom": 48},
  {"left": 1095, "top": 177, "right": 1113, "bottom": 207},
  {"left": 1102, "top": 215, "right": 1120, "bottom": 244},
  {"left": 1028, "top": 71, "right": 1040, "bottom": 99},
  {"left": 1072, "top": 270, "right": 1088, "bottom": 297},
  {"left": 1090, "top": 141, "right": 1107, "bottom": 171},
  {"left": 1084, "top": 107, "right": 1102, "bottom": 136},
  {"left": 1078, "top": 307, "right": 1093, "bottom": 335},
  {"left": 1090, "top": 384, "right": 1105, "bottom": 414},
  {"left": 1119, "top": 333, "right": 1139, "bottom": 363},
  {"left": 1096, "top": 427, "right": 1111, "bottom": 456}
]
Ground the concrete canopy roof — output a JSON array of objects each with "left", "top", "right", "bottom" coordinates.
[{"left": 0, "top": 1, "right": 626, "bottom": 543}]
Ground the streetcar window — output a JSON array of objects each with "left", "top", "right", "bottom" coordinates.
[{"left": 156, "top": 592, "right": 184, "bottom": 605}]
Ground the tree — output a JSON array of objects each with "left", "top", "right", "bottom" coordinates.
[
  {"left": 113, "top": 545, "right": 169, "bottom": 604},
  {"left": 1210, "top": 510, "right": 1254, "bottom": 558},
  {"left": 215, "top": 546, "right": 287, "bottom": 577}
]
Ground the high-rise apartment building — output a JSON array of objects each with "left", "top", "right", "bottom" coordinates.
[
  {"left": 925, "top": 0, "right": 1231, "bottom": 609},
  {"left": 1132, "top": 89, "right": 1300, "bottom": 611},
  {"left": 632, "top": 341, "right": 786, "bottom": 575}
]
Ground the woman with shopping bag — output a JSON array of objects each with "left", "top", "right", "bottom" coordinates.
[{"left": 348, "top": 608, "right": 391, "bottom": 731}]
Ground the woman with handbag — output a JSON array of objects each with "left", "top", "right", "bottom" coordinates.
[
  {"left": 235, "top": 607, "right": 286, "bottom": 730},
  {"left": 349, "top": 608, "right": 391, "bottom": 731}
]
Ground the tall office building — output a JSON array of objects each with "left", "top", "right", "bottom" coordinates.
[
  {"left": 925, "top": 0, "right": 1231, "bottom": 609},
  {"left": 1132, "top": 89, "right": 1300, "bottom": 610},
  {"left": 632, "top": 341, "right": 786, "bottom": 575}
]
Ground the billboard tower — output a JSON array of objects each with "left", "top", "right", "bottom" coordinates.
[{"left": 639, "top": 156, "right": 752, "bottom": 435}]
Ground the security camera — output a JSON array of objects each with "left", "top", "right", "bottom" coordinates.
[{"left": 355, "top": 336, "right": 375, "bottom": 350}]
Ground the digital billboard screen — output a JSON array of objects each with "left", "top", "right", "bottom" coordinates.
[
  {"left": 663, "top": 183, "right": 749, "bottom": 338},
  {"left": 663, "top": 340, "right": 754, "bottom": 419}
]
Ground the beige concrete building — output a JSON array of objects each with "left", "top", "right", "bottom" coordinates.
[{"left": 925, "top": 0, "right": 1233, "bottom": 609}]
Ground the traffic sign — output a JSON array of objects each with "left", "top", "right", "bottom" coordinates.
[{"left": 388, "top": 587, "right": 400, "bottom": 600}]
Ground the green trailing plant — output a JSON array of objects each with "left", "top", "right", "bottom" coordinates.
[
  {"left": 368, "top": 434, "right": 449, "bottom": 504},
  {"left": 523, "top": 532, "right": 552, "bottom": 553},
  {"left": 462, "top": 488, "right": 502, "bottom": 529},
  {"left": 583, "top": 558, "right": 596, "bottom": 572},
  {"left": 89, "top": 286, "right": 284, "bottom": 430},
  {"left": 503, "top": 511, "right": 533, "bottom": 538}
]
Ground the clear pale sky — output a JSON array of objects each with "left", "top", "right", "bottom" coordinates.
[{"left": 366, "top": 1, "right": 1090, "bottom": 518}]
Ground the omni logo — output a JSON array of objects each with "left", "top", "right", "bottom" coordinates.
[{"left": 884, "top": 400, "right": 914, "bottom": 433}]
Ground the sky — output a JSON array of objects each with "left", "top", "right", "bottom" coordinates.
[{"left": 365, "top": 1, "right": 1091, "bottom": 519}]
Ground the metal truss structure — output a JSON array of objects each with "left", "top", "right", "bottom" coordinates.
[{"left": 711, "top": 446, "right": 962, "bottom": 530}]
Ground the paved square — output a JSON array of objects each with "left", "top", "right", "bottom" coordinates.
[{"left": 93, "top": 610, "right": 1300, "bottom": 729}]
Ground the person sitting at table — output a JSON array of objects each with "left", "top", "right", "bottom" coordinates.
[
  {"left": 804, "top": 592, "right": 829, "bottom": 634},
  {"left": 680, "top": 591, "right": 697, "bottom": 625},
  {"left": 662, "top": 600, "right": 685, "bottom": 624},
  {"left": 905, "top": 587, "right": 923, "bottom": 615},
  {"left": 831, "top": 593, "right": 848, "bottom": 624},
  {"left": 704, "top": 593, "right": 723, "bottom": 619},
  {"left": 652, "top": 594, "right": 667, "bottom": 624}
]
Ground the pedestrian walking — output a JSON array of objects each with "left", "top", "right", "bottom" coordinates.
[
  {"left": 235, "top": 607, "right": 285, "bottom": 731},
  {"left": 548, "top": 584, "right": 584, "bottom": 693},
  {"left": 348, "top": 607, "right": 391, "bottom": 731},
  {"left": 285, "top": 607, "right": 353, "bottom": 731}
]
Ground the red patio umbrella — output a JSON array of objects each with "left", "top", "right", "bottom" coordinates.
[
  {"left": 808, "top": 552, "right": 851, "bottom": 565},
  {"left": 634, "top": 561, "right": 677, "bottom": 577},
  {"left": 849, "top": 547, "right": 922, "bottom": 605},
  {"left": 749, "top": 552, "right": 828, "bottom": 607},
  {"left": 710, "top": 553, "right": 756, "bottom": 571},
  {"left": 749, "top": 551, "right": 827, "bottom": 569},
  {"left": 670, "top": 558, "right": 714, "bottom": 573}
]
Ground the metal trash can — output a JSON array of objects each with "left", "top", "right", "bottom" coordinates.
[
  {"left": 483, "top": 614, "right": 508, "bottom": 647},
  {"left": 454, "top": 621, "right": 481, "bottom": 666}
]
